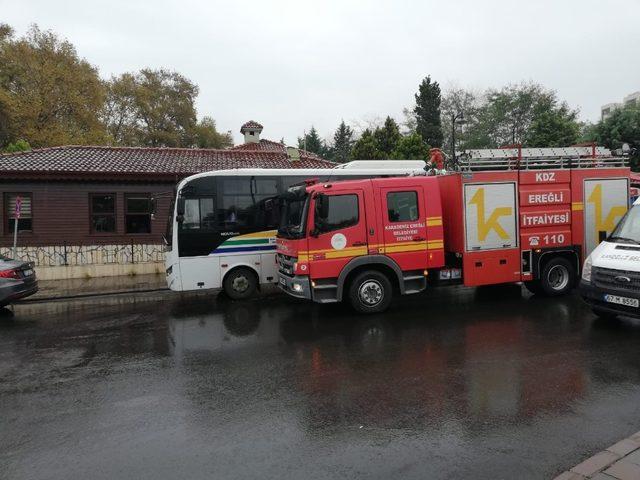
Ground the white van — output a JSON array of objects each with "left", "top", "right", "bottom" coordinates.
[{"left": 580, "top": 197, "right": 640, "bottom": 319}]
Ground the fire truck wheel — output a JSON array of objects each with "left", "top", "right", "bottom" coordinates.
[
  {"left": 540, "top": 258, "right": 575, "bottom": 296},
  {"left": 223, "top": 267, "right": 257, "bottom": 300},
  {"left": 348, "top": 270, "right": 393, "bottom": 314}
]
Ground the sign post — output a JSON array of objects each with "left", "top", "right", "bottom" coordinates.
[{"left": 12, "top": 196, "right": 21, "bottom": 259}]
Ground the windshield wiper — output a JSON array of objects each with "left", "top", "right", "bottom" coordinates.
[{"left": 608, "top": 236, "right": 640, "bottom": 245}]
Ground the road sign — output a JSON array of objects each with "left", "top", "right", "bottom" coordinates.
[{"left": 14, "top": 195, "right": 22, "bottom": 219}]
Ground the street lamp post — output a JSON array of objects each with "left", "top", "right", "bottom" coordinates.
[{"left": 451, "top": 111, "right": 466, "bottom": 168}]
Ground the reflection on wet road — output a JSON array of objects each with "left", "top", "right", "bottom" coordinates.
[{"left": 2, "top": 286, "right": 640, "bottom": 479}]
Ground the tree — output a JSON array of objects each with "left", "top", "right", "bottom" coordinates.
[
  {"left": 4, "top": 139, "right": 30, "bottom": 153},
  {"left": 374, "top": 116, "right": 401, "bottom": 156},
  {"left": 456, "top": 82, "right": 581, "bottom": 150},
  {"left": 297, "top": 126, "right": 326, "bottom": 155},
  {"left": 524, "top": 97, "right": 580, "bottom": 147},
  {"left": 441, "top": 86, "right": 480, "bottom": 155},
  {"left": 193, "top": 116, "right": 233, "bottom": 148},
  {"left": 414, "top": 76, "right": 443, "bottom": 148},
  {"left": 331, "top": 120, "right": 354, "bottom": 163},
  {"left": 104, "top": 69, "right": 200, "bottom": 147},
  {"left": 588, "top": 104, "right": 640, "bottom": 170},
  {"left": 351, "top": 129, "right": 382, "bottom": 159},
  {"left": 0, "top": 24, "right": 107, "bottom": 148},
  {"left": 401, "top": 107, "right": 417, "bottom": 134},
  {"left": 391, "top": 133, "right": 429, "bottom": 160}
]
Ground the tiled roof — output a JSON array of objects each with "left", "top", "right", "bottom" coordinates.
[
  {"left": 0, "top": 143, "right": 334, "bottom": 181},
  {"left": 240, "top": 120, "right": 263, "bottom": 132},
  {"left": 230, "top": 139, "right": 288, "bottom": 152}
]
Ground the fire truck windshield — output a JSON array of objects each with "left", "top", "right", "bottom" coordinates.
[
  {"left": 609, "top": 204, "right": 640, "bottom": 245},
  {"left": 278, "top": 187, "right": 309, "bottom": 239}
]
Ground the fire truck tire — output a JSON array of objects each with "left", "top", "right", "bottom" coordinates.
[
  {"left": 348, "top": 270, "right": 393, "bottom": 314},
  {"left": 223, "top": 267, "right": 257, "bottom": 300},
  {"left": 539, "top": 258, "right": 575, "bottom": 296}
]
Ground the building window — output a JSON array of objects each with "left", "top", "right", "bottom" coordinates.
[
  {"left": 90, "top": 194, "right": 116, "bottom": 233},
  {"left": 5, "top": 193, "right": 32, "bottom": 233},
  {"left": 387, "top": 191, "right": 419, "bottom": 222},
  {"left": 125, "top": 195, "right": 151, "bottom": 234}
]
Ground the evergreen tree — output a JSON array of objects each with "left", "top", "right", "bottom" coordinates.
[
  {"left": 297, "top": 126, "right": 325, "bottom": 155},
  {"left": 374, "top": 116, "right": 401, "bottom": 156},
  {"left": 351, "top": 129, "right": 382, "bottom": 159},
  {"left": 331, "top": 120, "right": 354, "bottom": 163},
  {"left": 414, "top": 76, "right": 443, "bottom": 148}
]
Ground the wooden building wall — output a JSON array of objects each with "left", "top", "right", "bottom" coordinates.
[{"left": 0, "top": 180, "right": 175, "bottom": 247}]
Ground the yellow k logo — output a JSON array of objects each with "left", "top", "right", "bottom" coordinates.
[
  {"left": 587, "top": 184, "right": 626, "bottom": 238},
  {"left": 469, "top": 188, "right": 512, "bottom": 240}
]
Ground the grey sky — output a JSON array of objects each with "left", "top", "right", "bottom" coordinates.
[{"left": 3, "top": 0, "right": 639, "bottom": 145}]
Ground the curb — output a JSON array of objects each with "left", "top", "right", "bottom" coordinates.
[
  {"left": 17, "top": 287, "right": 170, "bottom": 304},
  {"left": 555, "top": 431, "right": 640, "bottom": 479}
]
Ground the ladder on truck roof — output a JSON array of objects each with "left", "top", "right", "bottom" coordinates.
[{"left": 458, "top": 145, "right": 628, "bottom": 171}]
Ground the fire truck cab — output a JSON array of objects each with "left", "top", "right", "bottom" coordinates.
[{"left": 277, "top": 147, "right": 630, "bottom": 313}]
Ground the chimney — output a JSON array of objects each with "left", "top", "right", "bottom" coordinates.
[
  {"left": 240, "top": 120, "right": 263, "bottom": 144},
  {"left": 286, "top": 146, "right": 301, "bottom": 162}
]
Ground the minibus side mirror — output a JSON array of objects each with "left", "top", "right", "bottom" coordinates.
[{"left": 176, "top": 197, "right": 185, "bottom": 222}]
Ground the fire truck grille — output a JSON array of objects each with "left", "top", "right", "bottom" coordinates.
[
  {"left": 277, "top": 253, "right": 296, "bottom": 277},
  {"left": 593, "top": 267, "right": 640, "bottom": 293}
]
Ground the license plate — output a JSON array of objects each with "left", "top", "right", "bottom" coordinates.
[
  {"left": 22, "top": 269, "right": 33, "bottom": 277},
  {"left": 279, "top": 277, "right": 286, "bottom": 286},
  {"left": 604, "top": 294, "right": 639, "bottom": 308}
]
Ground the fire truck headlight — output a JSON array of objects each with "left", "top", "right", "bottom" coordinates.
[
  {"left": 581, "top": 255, "right": 593, "bottom": 282},
  {"left": 292, "top": 283, "right": 303, "bottom": 293}
]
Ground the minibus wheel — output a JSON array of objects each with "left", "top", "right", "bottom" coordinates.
[{"left": 223, "top": 267, "right": 257, "bottom": 300}]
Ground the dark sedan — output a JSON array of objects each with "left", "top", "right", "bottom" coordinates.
[{"left": 0, "top": 255, "right": 38, "bottom": 307}]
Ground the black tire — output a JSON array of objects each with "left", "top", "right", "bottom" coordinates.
[
  {"left": 348, "top": 270, "right": 393, "bottom": 314},
  {"left": 223, "top": 267, "right": 257, "bottom": 300},
  {"left": 592, "top": 308, "right": 618, "bottom": 321},
  {"left": 524, "top": 280, "right": 542, "bottom": 295},
  {"left": 539, "top": 257, "right": 575, "bottom": 297}
]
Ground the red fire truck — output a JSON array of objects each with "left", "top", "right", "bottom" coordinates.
[{"left": 276, "top": 146, "right": 630, "bottom": 313}]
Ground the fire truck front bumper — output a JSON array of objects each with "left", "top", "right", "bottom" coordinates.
[{"left": 278, "top": 273, "right": 312, "bottom": 300}]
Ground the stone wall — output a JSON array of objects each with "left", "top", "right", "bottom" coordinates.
[{"left": 0, "top": 244, "right": 166, "bottom": 281}]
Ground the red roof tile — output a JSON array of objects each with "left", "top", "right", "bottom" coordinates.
[{"left": 0, "top": 143, "right": 334, "bottom": 181}]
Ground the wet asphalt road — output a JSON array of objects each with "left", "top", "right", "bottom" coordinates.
[{"left": 2, "top": 286, "right": 640, "bottom": 479}]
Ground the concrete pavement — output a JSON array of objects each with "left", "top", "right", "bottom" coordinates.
[
  {"left": 557, "top": 432, "right": 640, "bottom": 479},
  {"left": 25, "top": 272, "right": 167, "bottom": 302}
]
